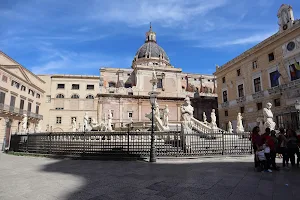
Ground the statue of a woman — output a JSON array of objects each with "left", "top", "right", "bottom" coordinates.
[
  {"left": 180, "top": 97, "right": 194, "bottom": 123},
  {"left": 228, "top": 121, "right": 233, "bottom": 133},
  {"left": 210, "top": 109, "right": 217, "bottom": 129},
  {"left": 236, "top": 113, "right": 244, "bottom": 133},
  {"left": 107, "top": 110, "right": 113, "bottom": 131},
  {"left": 263, "top": 102, "right": 276, "bottom": 130},
  {"left": 21, "top": 114, "right": 28, "bottom": 133},
  {"left": 203, "top": 112, "right": 207, "bottom": 123},
  {"left": 83, "top": 112, "right": 89, "bottom": 131},
  {"left": 72, "top": 118, "right": 77, "bottom": 132},
  {"left": 163, "top": 105, "right": 169, "bottom": 127}
]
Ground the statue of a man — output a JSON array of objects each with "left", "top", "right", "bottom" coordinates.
[
  {"left": 107, "top": 110, "right": 113, "bottom": 131},
  {"left": 72, "top": 118, "right": 77, "bottom": 132},
  {"left": 210, "top": 109, "right": 217, "bottom": 129},
  {"left": 21, "top": 114, "right": 28, "bottom": 133},
  {"left": 163, "top": 105, "right": 169, "bottom": 127},
  {"left": 236, "top": 113, "right": 244, "bottom": 133},
  {"left": 263, "top": 102, "right": 276, "bottom": 130},
  {"left": 228, "top": 121, "right": 233, "bottom": 133},
  {"left": 203, "top": 112, "right": 207, "bottom": 123},
  {"left": 83, "top": 112, "right": 89, "bottom": 131}
]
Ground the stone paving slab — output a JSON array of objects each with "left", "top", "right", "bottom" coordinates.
[{"left": 0, "top": 152, "right": 300, "bottom": 200}]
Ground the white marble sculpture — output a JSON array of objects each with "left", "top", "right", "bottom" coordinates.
[
  {"left": 72, "top": 118, "right": 77, "bottom": 132},
  {"left": 263, "top": 102, "right": 276, "bottom": 131},
  {"left": 236, "top": 113, "right": 244, "bottom": 133},
  {"left": 228, "top": 121, "right": 233, "bottom": 133},
  {"left": 163, "top": 105, "right": 169, "bottom": 127},
  {"left": 83, "top": 112, "right": 89, "bottom": 131},
  {"left": 181, "top": 96, "right": 194, "bottom": 152},
  {"left": 154, "top": 100, "right": 160, "bottom": 118},
  {"left": 21, "top": 114, "right": 28, "bottom": 133},
  {"left": 203, "top": 112, "right": 207, "bottom": 123},
  {"left": 210, "top": 109, "right": 218, "bottom": 129},
  {"left": 107, "top": 110, "right": 113, "bottom": 131}
]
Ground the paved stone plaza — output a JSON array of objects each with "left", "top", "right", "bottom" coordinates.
[{"left": 0, "top": 153, "right": 300, "bottom": 200}]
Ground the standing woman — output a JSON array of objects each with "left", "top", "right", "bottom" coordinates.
[{"left": 251, "top": 126, "right": 262, "bottom": 170}]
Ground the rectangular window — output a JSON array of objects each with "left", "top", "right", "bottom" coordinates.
[
  {"left": 128, "top": 112, "right": 133, "bottom": 118},
  {"left": 27, "top": 102, "right": 32, "bottom": 112},
  {"left": 222, "top": 90, "right": 228, "bottom": 103},
  {"left": 289, "top": 62, "right": 300, "bottom": 81},
  {"left": 157, "top": 78, "right": 163, "bottom": 88},
  {"left": 254, "top": 77, "right": 261, "bottom": 92},
  {"left": 0, "top": 91, "right": 5, "bottom": 104},
  {"left": 222, "top": 77, "right": 226, "bottom": 83},
  {"left": 36, "top": 93, "right": 41, "bottom": 98},
  {"left": 274, "top": 98, "right": 281, "bottom": 107},
  {"left": 238, "top": 84, "right": 244, "bottom": 97},
  {"left": 71, "top": 117, "right": 77, "bottom": 124},
  {"left": 86, "top": 85, "right": 94, "bottom": 90},
  {"left": 10, "top": 95, "right": 16, "bottom": 108},
  {"left": 240, "top": 107, "right": 245, "bottom": 114},
  {"left": 72, "top": 84, "right": 79, "bottom": 90},
  {"left": 35, "top": 105, "right": 39, "bottom": 114},
  {"left": 28, "top": 89, "right": 35, "bottom": 96},
  {"left": 268, "top": 52, "right": 274, "bottom": 62},
  {"left": 237, "top": 69, "right": 241, "bottom": 76},
  {"left": 56, "top": 117, "right": 62, "bottom": 124},
  {"left": 224, "top": 110, "right": 228, "bottom": 117},
  {"left": 11, "top": 80, "right": 20, "bottom": 89},
  {"left": 252, "top": 60, "right": 258, "bottom": 69},
  {"left": 2, "top": 75, "right": 7, "bottom": 82},
  {"left": 257, "top": 102, "right": 263, "bottom": 111},
  {"left": 269, "top": 71, "right": 280, "bottom": 87},
  {"left": 57, "top": 84, "right": 65, "bottom": 89},
  {"left": 20, "top": 99, "right": 24, "bottom": 110}
]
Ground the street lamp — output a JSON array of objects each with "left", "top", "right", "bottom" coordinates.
[
  {"left": 295, "top": 100, "right": 300, "bottom": 131},
  {"left": 149, "top": 92, "right": 157, "bottom": 162}
]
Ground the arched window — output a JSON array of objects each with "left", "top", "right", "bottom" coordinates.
[
  {"left": 71, "top": 94, "right": 79, "bottom": 99},
  {"left": 56, "top": 94, "right": 64, "bottom": 98},
  {"left": 86, "top": 95, "right": 94, "bottom": 99},
  {"left": 108, "top": 82, "right": 116, "bottom": 88}
]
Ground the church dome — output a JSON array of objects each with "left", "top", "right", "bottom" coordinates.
[{"left": 133, "top": 24, "right": 170, "bottom": 66}]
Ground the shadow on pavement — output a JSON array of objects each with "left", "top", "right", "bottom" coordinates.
[{"left": 40, "top": 156, "right": 300, "bottom": 200}]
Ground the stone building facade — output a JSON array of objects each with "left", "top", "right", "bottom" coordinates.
[
  {"left": 39, "top": 26, "right": 218, "bottom": 131},
  {"left": 0, "top": 52, "right": 45, "bottom": 148},
  {"left": 214, "top": 4, "right": 300, "bottom": 131}
]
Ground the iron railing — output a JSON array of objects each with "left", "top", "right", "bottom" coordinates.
[{"left": 9, "top": 130, "right": 252, "bottom": 157}]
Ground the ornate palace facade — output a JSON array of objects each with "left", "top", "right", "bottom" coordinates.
[{"left": 214, "top": 4, "right": 300, "bottom": 131}]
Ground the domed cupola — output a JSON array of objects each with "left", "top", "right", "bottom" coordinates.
[{"left": 133, "top": 23, "right": 171, "bottom": 67}]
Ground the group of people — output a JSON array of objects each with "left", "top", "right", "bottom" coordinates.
[{"left": 251, "top": 126, "right": 300, "bottom": 172}]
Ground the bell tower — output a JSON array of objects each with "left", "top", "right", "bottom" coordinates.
[{"left": 277, "top": 4, "right": 295, "bottom": 32}]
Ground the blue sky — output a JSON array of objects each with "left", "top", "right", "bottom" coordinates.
[{"left": 1, "top": 0, "right": 300, "bottom": 75}]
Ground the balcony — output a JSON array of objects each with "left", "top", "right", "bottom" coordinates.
[
  {"left": 236, "top": 96, "right": 246, "bottom": 104},
  {"left": 268, "top": 86, "right": 281, "bottom": 95},
  {"left": 0, "top": 103, "right": 43, "bottom": 120},
  {"left": 252, "top": 91, "right": 264, "bottom": 100},
  {"left": 221, "top": 101, "right": 229, "bottom": 108}
]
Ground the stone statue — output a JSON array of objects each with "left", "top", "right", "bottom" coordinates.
[
  {"left": 21, "top": 114, "right": 28, "bottom": 133},
  {"left": 203, "top": 112, "right": 207, "bottom": 123},
  {"left": 180, "top": 96, "right": 194, "bottom": 153},
  {"left": 163, "top": 105, "right": 169, "bottom": 127},
  {"left": 263, "top": 102, "right": 276, "bottom": 130},
  {"left": 154, "top": 100, "right": 160, "bottom": 118},
  {"left": 210, "top": 109, "right": 217, "bottom": 129},
  {"left": 35, "top": 120, "right": 42, "bottom": 133},
  {"left": 107, "top": 110, "right": 113, "bottom": 131},
  {"left": 46, "top": 124, "right": 49, "bottom": 132},
  {"left": 236, "top": 113, "right": 244, "bottom": 133},
  {"left": 228, "top": 121, "right": 233, "bottom": 133},
  {"left": 72, "top": 118, "right": 77, "bottom": 132},
  {"left": 83, "top": 112, "right": 89, "bottom": 131}
]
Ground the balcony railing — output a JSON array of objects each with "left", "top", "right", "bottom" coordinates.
[
  {"left": 221, "top": 101, "right": 229, "bottom": 108},
  {"left": 268, "top": 79, "right": 300, "bottom": 96},
  {"left": 0, "top": 103, "right": 43, "bottom": 119},
  {"left": 252, "top": 91, "right": 264, "bottom": 100},
  {"left": 236, "top": 96, "right": 246, "bottom": 104}
]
